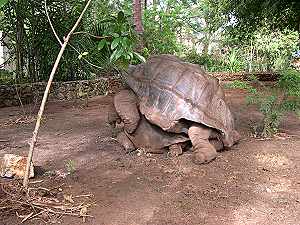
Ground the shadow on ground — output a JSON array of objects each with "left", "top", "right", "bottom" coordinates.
[{"left": 0, "top": 90, "right": 299, "bottom": 225}]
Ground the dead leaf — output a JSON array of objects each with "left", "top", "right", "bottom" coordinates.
[{"left": 63, "top": 194, "right": 74, "bottom": 203}]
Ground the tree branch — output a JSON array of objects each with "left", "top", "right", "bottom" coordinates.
[
  {"left": 23, "top": 0, "right": 93, "bottom": 189},
  {"left": 45, "top": 1, "right": 104, "bottom": 70},
  {"left": 44, "top": 0, "right": 62, "bottom": 46},
  {"left": 68, "top": 43, "right": 103, "bottom": 70}
]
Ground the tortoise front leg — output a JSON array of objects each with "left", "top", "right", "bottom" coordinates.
[
  {"left": 188, "top": 124, "right": 217, "bottom": 164},
  {"left": 114, "top": 90, "right": 140, "bottom": 133}
]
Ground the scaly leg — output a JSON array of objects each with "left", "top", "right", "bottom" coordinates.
[
  {"left": 188, "top": 124, "right": 217, "bottom": 164},
  {"left": 114, "top": 89, "right": 140, "bottom": 133}
]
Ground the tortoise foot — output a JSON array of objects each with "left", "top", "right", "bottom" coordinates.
[{"left": 192, "top": 145, "right": 217, "bottom": 164}]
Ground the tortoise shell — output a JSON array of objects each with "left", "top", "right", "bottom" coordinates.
[{"left": 125, "top": 54, "right": 239, "bottom": 147}]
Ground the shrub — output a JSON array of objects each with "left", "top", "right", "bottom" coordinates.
[
  {"left": 184, "top": 48, "right": 245, "bottom": 72},
  {"left": 225, "top": 68, "right": 300, "bottom": 136}
]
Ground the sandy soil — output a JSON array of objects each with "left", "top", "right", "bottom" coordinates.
[{"left": 0, "top": 89, "right": 299, "bottom": 225}]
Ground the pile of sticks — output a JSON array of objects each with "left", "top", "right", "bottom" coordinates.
[{"left": 0, "top": 180, "right": 95, "bottom": 223}]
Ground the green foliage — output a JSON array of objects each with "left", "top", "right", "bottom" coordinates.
[
  {"left": 278, "top": 68, "right": 300, "bottom": 96},
  {"left": 224, "top": 80, "right": 257, "bottom": 94},
  {"left": 65, "top": 159, "right": 76, "bottom": 175},
  {"left": 223, "top": 0, "right": 300, "bottom": 36},
  {"left": 0, "top": 70, "right": 14, "bottom": 84},
  {"left": 0, "top": 0, "right": 8, "bottom": 8},
  {"left": 185, "top": 27, "right": 298, "bottom": 73},
  {"left": 76, "top": 10, "right": 145, "bottom": 73},
  {"left": 184, "top": 48, "right": 245, "bottom": 72},
  {"left": 0, "top": 0, "right": 146, "bottom": 84},
  {"left": 248, "top": 28, "right": 299, "bottom": 71},
  {"left": 143, "top": 6, "right": 184, "bottom": 55},
  {"left": 225, "top": 69, "right": 300, "bottom": 136},
  {"left": 1, "top": 0, "right": 299, "bottom": 84},
  {"left": 0, "top": 0, "right": 94, "bottom": 82},
  {"left": 184, "top": 50, "right": 223, "bottom": 71}
]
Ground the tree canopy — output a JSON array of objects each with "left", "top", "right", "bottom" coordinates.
[
  {"left": 0, "top": 0, "right": 299, "bottom": 84},
  {"left": 223, "top": 0, "right": 300, "bottom": 37}
]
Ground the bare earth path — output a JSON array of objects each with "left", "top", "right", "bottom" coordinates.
[{"left": 0, "top": 89, "right": 299, "bottom": 225}]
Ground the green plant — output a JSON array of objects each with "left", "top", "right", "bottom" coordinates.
[
  {"left": 223, "top": 27, "right": 298, "bottom": 73},
  {"left": 65, "top": 159, "right": 76, "bottom": 174},
  {"left": 225, "top": 69, "right": 300, "bottom": 136},
  {"left": 225, "top": 49, "right": 246, "bottom": 72},
  {"left": 184, "top": 48, "right": 245, "bottom": 72},
  {"left": 0, "top": 70, "right": 14, "bottom": 84},
  {"left": 92, "top": 11, "right": 145, "bottom": 66},
  {"left": 143, "top": 2, "right": 188, "bottom": 55}
]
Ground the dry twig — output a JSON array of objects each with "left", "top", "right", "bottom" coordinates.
[
  {"left": 0, "top": 181, "right": 95, "bottom": 223},
  {"left": 23, "top": 0, "right": 93, "bottom": 188}
]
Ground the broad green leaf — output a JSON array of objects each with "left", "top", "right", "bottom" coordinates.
[
  {"left": 97, "top": 39, "right": 106, "bottom": 50},
  {"left": 111, "top": 33, "right": 119, "bottom": 38},
  {"left": 133, "top": 52, "right": 146, "bottom": 62},
  {"left": 128, "top": 52, "right": 133, "bottom": 59},
  {"left": 110, "top": 48, "right": 124, "bottom": 62},
  {"left": 111, "top": 38, "right": 120, "bottom": 50},
  {"left": 0, "top": 0, "right": 8, "bottom": 8},
  {"left": 125, "top": 54, "right": 131, "bottom": 60}
]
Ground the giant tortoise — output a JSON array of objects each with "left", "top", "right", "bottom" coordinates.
[
  {"left": 113, "top": 90, "right": 225, "bottom": 157},
  {"left": 118, "top": 54, "right": 240, "bottom": 164}
]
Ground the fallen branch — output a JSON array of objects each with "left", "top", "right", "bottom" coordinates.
[{"left": 23, "top": 0, "right": 93, "bottom": 188}]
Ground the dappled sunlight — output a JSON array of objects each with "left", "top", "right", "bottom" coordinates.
[
  {"left": 233, "top": 202, "right": 272, "bottom": 225},
  {"left": 255, "top": 153, "right": 291, "bottom": 168}
]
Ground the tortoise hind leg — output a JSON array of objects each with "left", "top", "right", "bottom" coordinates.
[
  {"left": 188, "top": 124, "right": 217, "bottom": 164},
  {"left": 114, "top": 90, "right": 140, "bottom": 133}
]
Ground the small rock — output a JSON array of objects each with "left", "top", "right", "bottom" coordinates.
[{"left": 0, "top": 154, "right": 34, "bottom": 179}]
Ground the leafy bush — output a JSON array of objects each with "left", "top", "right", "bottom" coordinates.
[
  {"left": 143, "top": 5, "right": 185, "bottom": 55},
  {"left": 184, "top": 49, "right": 245, "bottom": 72},
  {"left": 250, "top": 28, "right": 298, "bottom": 71},
  {"left": 0, "top": 1, "right": 144, "bottom": 83},
  {"left": 0, "top": 70, "right": 14, "bottom": 84},
  {"left": 225, "top": 68, "right": 300, "bottom": 136},
  {"left": 78, "top": 11, "right": 145, "bottom": 72},
  {"left": 223, "top": 28, "right": 299, "bottom": 72}
]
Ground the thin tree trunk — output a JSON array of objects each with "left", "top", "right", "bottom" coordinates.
[
  {"left": 133, "top": 0, "right": 144, "bottom": 34},
  {"left": 15, "top": 0, "right": 25, "bottom": 80},
  {"left": 133, "top": 0, "right": 144, "bottom": 52},
  {"left": 23, "top": 0, "right": 93, "bottom": 189}
]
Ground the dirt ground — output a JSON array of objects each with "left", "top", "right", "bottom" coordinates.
[{"left": 0, "top": 88, "right": 300, "bottom": 225}]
